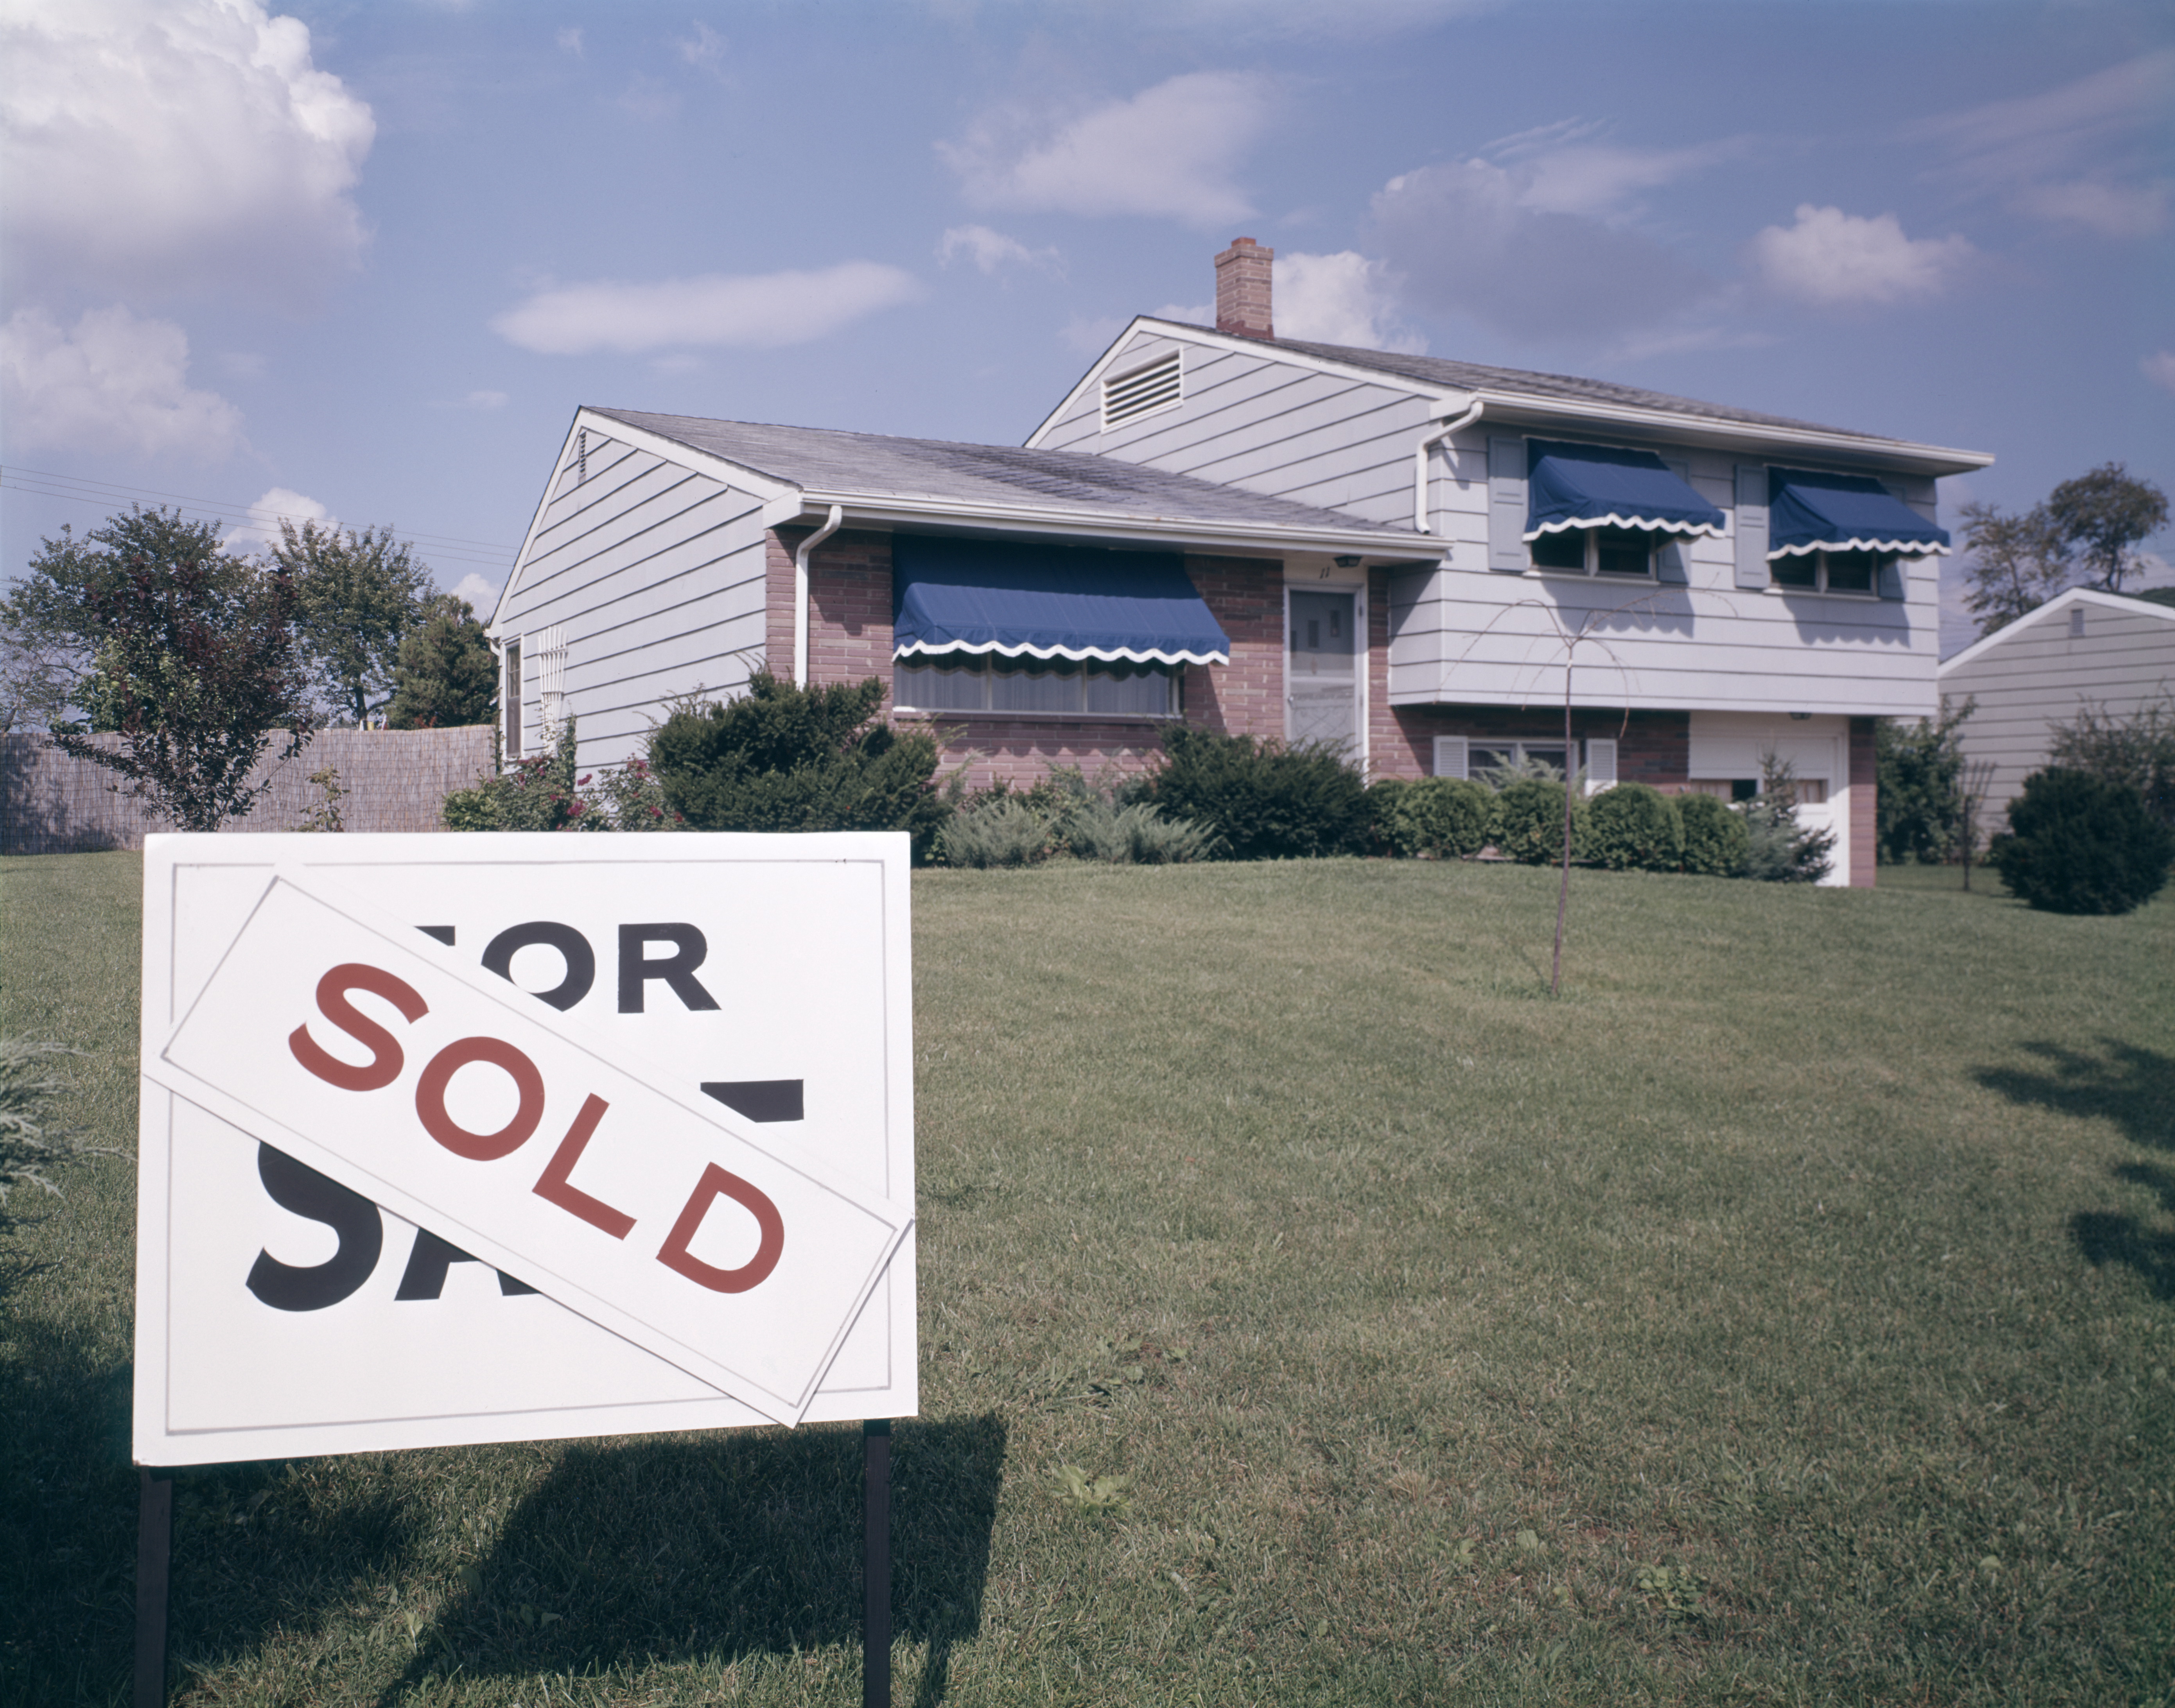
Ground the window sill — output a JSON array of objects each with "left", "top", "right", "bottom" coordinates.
[
  {"left": 1520, "top": 569, "right": 1658, "bottom": 584},
  {"left": 1762, "top": 586, "right": 1883, "bottom": 600},
  {"left": 892, "top": 707, "right": 1181, "bottom": 725}
]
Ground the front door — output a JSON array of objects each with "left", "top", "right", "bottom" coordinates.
[{"left": 1287, "top": 589, "right": 1357, "bottom": 752}]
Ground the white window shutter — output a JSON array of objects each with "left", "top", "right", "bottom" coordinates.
[
  {"left": 534, "top": 624, "right": 567, "bottom": 744},
  {"left": 1488, "top": 436, "right": 1528, "bottom": 573},
  {"left": 1433, "top": 735, "right": 1468, "bottom": 780},
  {"left": 1584, "top": 738, "right": 1618, "bottom": 794},
  {"left": 1734, "top": 465, "right": 1769, "bottom": 589}
]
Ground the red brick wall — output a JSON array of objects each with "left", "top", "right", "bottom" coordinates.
[
  {"left": 1178, "top": 555, "right": 1286, "bottom": 744},
  {"left": 1849, "top": 715, "right": 1877, "bottom": 889}
]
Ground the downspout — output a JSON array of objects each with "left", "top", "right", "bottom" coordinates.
[
  {"left": 793, "top": 503, "right": 844, "bottom": 688},
  {"left": 1413, "top": 400, "right": 1485, "bottom": 533}
]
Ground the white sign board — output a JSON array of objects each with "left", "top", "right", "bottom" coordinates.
[{"left": 134, "top": 833, "right": 917, "bottom": 1466}]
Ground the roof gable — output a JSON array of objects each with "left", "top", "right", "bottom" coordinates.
[{"left": 1939, "top": 584, "right": 2175, "bottom": 673}]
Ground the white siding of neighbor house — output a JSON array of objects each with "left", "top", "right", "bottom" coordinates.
[
  {"left": 1938, "top": 594, "right": 2175, "bottom": 824},
  {"left": 1043, "top": 329, "right": 1943, "bottom": 719},
  {"left": 1035, "top": 330, "right": 1441, "bottom": 527},
  {"left": 1386, "top": 432, "right": 1942, "bottom": 719},
  {"left": 494, "top": 433, "right": 771, "bottom": 769}
]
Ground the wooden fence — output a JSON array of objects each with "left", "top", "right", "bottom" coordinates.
[{"left": 0, "top": 727, "right": 497, "bottom": 854}]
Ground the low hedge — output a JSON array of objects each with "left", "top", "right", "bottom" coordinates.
[{"left": 1587, "top": 781, "right": 1683, "bottom": 872}]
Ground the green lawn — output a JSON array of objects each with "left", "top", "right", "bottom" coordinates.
[{"left": 3, "top": 851, "right": 2171, "bottom": 1706}]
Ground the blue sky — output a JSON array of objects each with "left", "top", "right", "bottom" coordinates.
[{"left": 5, "top": 0, "right": 2172, "bottom": 656}]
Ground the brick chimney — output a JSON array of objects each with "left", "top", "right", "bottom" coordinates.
[{"left": 1214, "top": 237, "right": 1274, "bottom": 340}]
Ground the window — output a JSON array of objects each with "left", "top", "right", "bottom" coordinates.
[
  {"left": 1770, "top": 549, "right": 1883, "bottom": 594},
  {"left": 894, "top": 654, "right": 1179, "bottom": 717},
  {"left": 1468, "top": 740, "right": 1573, "bottom": 780},
  {"left": 1101, "top": 351, "right": 1182, "bottom": 430},
  {"left": 502, "top": 638, "right": 523, "bottom": 758},
  {"left": 1529, "top": 526, "right": 1656, "bottom": 578}
]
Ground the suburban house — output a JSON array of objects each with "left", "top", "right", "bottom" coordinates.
[
  {"left": 488, "top": 238, "right": 1992, "bottom": 886},
  {"left": 1938, "top": 585, "right": 2175, "bottom": 824}
]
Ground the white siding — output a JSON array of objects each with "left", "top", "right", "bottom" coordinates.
[
  {"left": 1939, "top": 597, "right": 2175, "bottom": 823},
  {"left": 495, "top": 435, "right": 772, "bottom": 769},
  {"left": 1037, "top": 332, "right": 1440, "bottom": 527},
  {"left": 1386, "top": 432, "right": 1941, "bottom": 718}
]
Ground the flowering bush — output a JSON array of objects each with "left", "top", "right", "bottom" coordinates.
[{"left": 441, "top": 723, "right": 685, "bottom": 832}]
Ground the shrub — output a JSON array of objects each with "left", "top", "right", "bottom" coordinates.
[
  {"left": 1739, "top": 756, "right": 1834, "bottom": 884},
  {"left": 2047, "top": 694, "right": 2175, "bottom": 829},
  {"left": 1064, "top": 797, "right": 1214, "bottom": 864},
  {"left": 937, "top": 796, "right": 1055, "bottom": 868},
  {"left": 648, "top": 671, "right": 948, "bottom": 855},
  {"left": 1380, "top": 776, "right": 1496, "bottom": 858},
  {"left": 1139, "top": 728, "right": 1369, "bottom": 860},
  {"left": 1493, "top": 776, "right": 1590, "bottom": 866},
  {"left": 1988, "top": 767, "right": 2174, "bottom": 914},
  {"left": 1678, "top": 793, "right": 1750, "bottom": 877},
  {"left": 1876, "top": 695, "right": 1976, "bottom": 863},
  {"left": 442, "top": 722, "right": 584, "bottom": 831},
  {"left": 1586, "top": 781, "right": 1684, "bottom": 872},
  {"left": 0, "top": 1038, "right": 84, "bottom": 1229}
]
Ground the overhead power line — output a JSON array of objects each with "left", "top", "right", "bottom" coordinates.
[{"left": 0, "top": 464, "right": 518, "bottom": 574}]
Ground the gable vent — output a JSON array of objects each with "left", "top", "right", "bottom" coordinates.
[{"left": 1101, "top": 350, "right": 1182, "bottom": 431}]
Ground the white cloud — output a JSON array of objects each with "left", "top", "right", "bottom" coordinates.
[
  {"left": 2145, "top": 351, "right": 2175, "bottom": 397},
  {"left": 430, "top": 389, "right": 508, "bottom": 410},
  {"left": 1368, "top": 159, "right": 1711, "bottom": 343},
  {"left": 223, "top": 487, "right": 334, "bottom": 556},
  {"left": 556, "top": 26, "right": 584, "bottom": 56},
  {"left": 939, "top": 71, "right": 1272, "bottom": 226},
  {"left": 1150, "top": 301, "right": 1214, "bottom": 325},
  {"left": 2011, "top": 179, "right": 2168, "bottom": 239},
  {"left": 0, "top": 0, "right": 374, "bottom": 305},
  {"left": 1273, "top": 251, "right": 1425, "bottom": 353},
  {"left": 617, "top": 75, "right": 679, "bottom": 122},
  {"left": 938, "top": 225, "right": 1061, "bottom": 276},
  {"left": 447, "top": 572, "right": 502, "bottom": 613},
  {"left": 491, "top": 263, "right": 923, "bottom": 354},
  {"left": 1479, "top": 121, "right": 1739, "bottom": 220},
  {"left": 1749, "top": 206, "right": 1974, "bottom": 308},
  {"left": 674, "top": 22, "right": 726, "bottom": 79},
  {"left": 0, "top": 305, "right": 244, "bottom": 459}
]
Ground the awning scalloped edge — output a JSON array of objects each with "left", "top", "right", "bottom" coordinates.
[
  {"left": 1524, "top": 514, "right": 1727, "bottom": 541},
  {"left": 894, "top": 639, "right": 1228, "bottom": 667},
  {"left": 1768, "top": 538, "right": 1951, "bottom": 558}
]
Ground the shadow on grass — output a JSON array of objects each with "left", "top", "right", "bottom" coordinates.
[
  {"left": 1975, "top": 1040, "right": 2175, "bottom": 1302},
  {"left": 1972, "top": 1039, "right": 2175, "bottom": 1152},
  {"left": 377, "top": 1414, "right": 1007, "bottom": 1707}
]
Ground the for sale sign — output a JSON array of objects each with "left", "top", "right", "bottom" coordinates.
[{"left": 133, "top": 833, "right": 917, "bottom": 1466}]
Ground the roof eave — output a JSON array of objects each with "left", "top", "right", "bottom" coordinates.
[{"left": 774, "top": 488, "right": 1429, "bottom": 559}]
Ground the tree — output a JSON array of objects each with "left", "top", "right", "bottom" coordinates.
[
  {"left": 1, "top": 509, "right": 258, "bottom": 731},
  {"left": 1960, "top": 464, "right": 2170, "bottom": 635},
  {"left": 387, "top": 594, "right": 498, "bottom": 728},
  {"left": 269, "top": 520, "right": 435, "bottom": 724},
  {"left": 1958, "top": 501, "right": 2068, "bottom": 635},
  {"left": 2043, "top": 463, "right": 2168, "bottom": 596},
  {"left": 45, "top": 524, "right": 318, "bottom": 831},
  {"left": 1875, "top": 695, "right": 1976, "bottom": 864}
]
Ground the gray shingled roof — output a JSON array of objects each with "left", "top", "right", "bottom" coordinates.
[
  {"left": 1162, "top": 324, "right": 1903, "bottom": 444},
  {"left": 592, "top": 408, "right": 1416, "bottom": 537}
]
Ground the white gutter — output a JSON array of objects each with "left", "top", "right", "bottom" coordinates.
[
  {"left": 785, "top": 490, "right": 1413, "bottom": 557},
  {"left": 1414, "top": 399, "right": 1484, "bottom": 532},
  {"left": 793, "top": 503, "right": 843, "bottom": 688}
]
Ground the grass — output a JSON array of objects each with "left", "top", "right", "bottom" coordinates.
[{"left": 3, "top": 849, "right": 2171, "bottom": 1706}]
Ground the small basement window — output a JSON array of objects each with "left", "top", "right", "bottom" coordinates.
[
  {"left": 894, "top": 654, "right": 1181, "bottom": 717},
  {"left": 1101, "top": 351, "right": 1182, "bottom": 431},
  {"left": 1529, "top": 526, "right": 1656, "bottom": 578},
  {"left": 1771, "top": 549, "right": 1883, "bottom": 594}
]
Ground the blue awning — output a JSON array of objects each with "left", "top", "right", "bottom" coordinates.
[
  {"left": 1526, "top": 439, "right": 1726, "bottom": 540},
  {"left": 891, "top": 534, "right": 1230, "bottom": 666},
  {"left": 1768, "top": 468, "right": 1951, "bottom": 557}
]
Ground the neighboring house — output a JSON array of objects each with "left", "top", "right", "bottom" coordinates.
[
  {"left": 1938, "top": 585, "right": 2175, "bottom": 825},
  {"left": 489, "top": 238, "right": 1992, "bottom": 887}
]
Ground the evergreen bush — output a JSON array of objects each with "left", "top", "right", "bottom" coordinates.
[
  {"left": 1380, "top": 776, "right": 1496, "bottom": 858},
  {"left": 1139, "top": 728, "right": 1369, "bottom": 860},
  {"left": 1586, "top": 781, "right": 1684, "bottom": 872},
  {"left": 1988, "top": 767, "right": 2174, "bottom": 914},
  {"left": 1739, "top": 757, "right": 1834, "bottom": 883},
  {"left": 936, "top": 796, "right": 1055, "bottom": 868},
  {"left": 648, "top": 671, "right": 948, "bottom": 855},
  {"left": 1062, "top": 797, "right": 1214, "bottom": 864},
  {"left": 1677, "top": 793, "right": 1750, "bottom": 877},
  {"left": 1492, "top": 776, "right": 1590, "bottom": 866}
]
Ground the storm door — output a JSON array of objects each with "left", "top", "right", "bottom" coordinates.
[{"left": 1287, "top": 588, "right": 1357, "bottom": 752}]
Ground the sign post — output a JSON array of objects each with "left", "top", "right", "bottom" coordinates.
[{"left": 132, "top": 832, "right": 917, "bottom": 1703}]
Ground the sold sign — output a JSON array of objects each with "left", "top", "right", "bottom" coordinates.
[{"left": 146, "top": 867, "right": 910, "bottom": 1427}]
